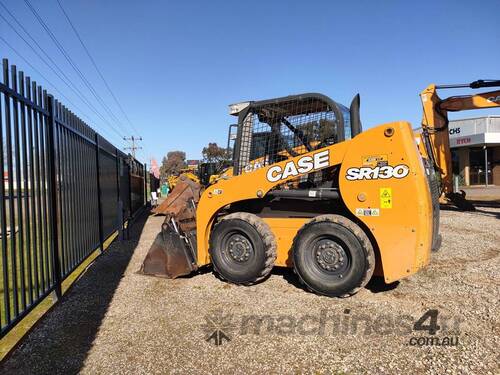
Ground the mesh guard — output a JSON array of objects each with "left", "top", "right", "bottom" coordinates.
[{"left": 232, "top": 93, "right": 346, "bottom": 175}]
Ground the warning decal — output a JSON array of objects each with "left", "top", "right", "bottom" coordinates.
[
  {"left": 355, "top": 208, "right": 380, "bottom": 217},
  {"left": 362, "top": 154, "right": 388, "bottom": 167},
  {"left": 380, "top": 187, "right": 392, "bottom": 208}
]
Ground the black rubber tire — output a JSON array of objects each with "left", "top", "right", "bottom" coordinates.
[
  {"left": 209, "top": 212, "right": 277, "bottom": 285},
  {"left": 293, "top": 215, "right": 375, "bottom": 297}
]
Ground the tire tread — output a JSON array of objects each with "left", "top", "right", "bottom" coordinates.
[
  {"left": 209, "top": 212, "right": 277, "bottom": 285},
  {"left": 292, "top": 214, "right": 375, "bottom": 297}
]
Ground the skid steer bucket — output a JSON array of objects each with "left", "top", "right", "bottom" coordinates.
[
  {"left": 140, "top": 175, "right": 201, "bottom": 278},
  {"left": 141, "top": 220, "right": 197, "bottom": 278}
]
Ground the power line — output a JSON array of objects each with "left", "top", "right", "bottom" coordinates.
[
  {"left": 0, "top": 2, "right": 80, "bottom": 92},
  {"left": 22, "top": 0, "right": 126, "bottom": 132},
  {"left": 0, "top": 37, "right": 85, "bottom": 120},
  {"left": 23, "top": 0, "right": 130, "bottom": 136},
  {"left": 0, "top": 10, "right": 103, "bottom": 119},
  {"left": 0, "top": 2, "right": 127, "bottom": 144},
  {"left": 0, "top": 36, "right": 124, "bottom": 145},
  {"left": 55, "top": 0, "right": 140, "bottom": 136},
  {"left": 0, "top": 3, "right": 119, "bottom": 135}
]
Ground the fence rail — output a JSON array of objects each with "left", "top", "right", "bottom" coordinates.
[{"left": 0, "top": 58, "right": 155, "bottom": 337}]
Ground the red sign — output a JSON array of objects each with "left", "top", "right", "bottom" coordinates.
[
  {"left": 187, "top": 159, "right": 200, "bottom": 167},
  {"left": 456, "top": 137, "right": 471, "bottom": 145}
]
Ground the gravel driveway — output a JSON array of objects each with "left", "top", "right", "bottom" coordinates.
[{"left": 1, "top": 204, "right": 499, "bottom": 375}]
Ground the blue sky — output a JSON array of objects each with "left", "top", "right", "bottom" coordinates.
[{"left": 1, "top": 0, "right": 499, "bottom": 163}]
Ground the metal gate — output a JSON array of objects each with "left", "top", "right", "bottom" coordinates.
[{"left": 0, "top": 58, "right": 147, "bottom": 337}]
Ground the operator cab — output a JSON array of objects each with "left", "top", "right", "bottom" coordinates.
[{"left": 227, "top": 93, "right": 362, "bottom": 176}]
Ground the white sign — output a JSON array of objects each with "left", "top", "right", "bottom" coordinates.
[
  {"left": 345, "top": 165, "right": 410, "bottom": 181},
  {"left": 266, "top": 150, "right": 330, "bottom": 182}
]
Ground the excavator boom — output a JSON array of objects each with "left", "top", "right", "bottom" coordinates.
[{"left": 420, "top": 80, "right": 500, "bottom": 209}]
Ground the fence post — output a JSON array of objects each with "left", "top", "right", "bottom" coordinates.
[
  {"left": 116, "top": 148, "right": 123, "bottom": 240},
  {"left": 126, "top": 160, "right": 132, "bottom": 239},
  {"left": 46, "top": 95, "right": 62, "bottom": 300},
  {"left": 95, "top": 134, "right": 104, "bottom": 252},
  {"left": 144, "top": 163, "right": 147, "bottom": 206},
  {"left": 116, "top": 148, "right": 120, "bottom": 206}
]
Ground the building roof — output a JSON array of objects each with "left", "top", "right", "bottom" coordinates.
[{"left": 449, "top": 115, "right": 500, "bottom": 122}]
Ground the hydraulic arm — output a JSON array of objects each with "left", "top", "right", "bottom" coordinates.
[{"left": 419, "top": 80, "right": 500, "bottom": 208}]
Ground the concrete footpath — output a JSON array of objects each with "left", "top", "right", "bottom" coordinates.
[{"left": 460, "top": 185, "right": 500, "bottom": 201}]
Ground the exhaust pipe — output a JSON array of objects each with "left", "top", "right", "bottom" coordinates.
[{"left": 350, "top": 94, "right": 362, "bottom": 137}]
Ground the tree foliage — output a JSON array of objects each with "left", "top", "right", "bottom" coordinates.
[
  {"left": 298, "top": 119, "right": 337, "bottom": 144},
  {"left": 202, "top": 142, "right": 228, "bottom": 163},
  {"left": 160, "top": 150, "right": 186, "bottom": 179}
]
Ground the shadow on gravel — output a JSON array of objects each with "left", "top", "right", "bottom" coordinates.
[
  {"left": 267, "top": 268, "right": 401, "bottom": 296},
  {"left": 174, "top": 264, "right": 212, "bottom": 279},
  {"left": 272, "top": 267, "right": 307, "bottom": 291},
  {"left": 467, "top": 199, "right": 500, "bottom": 208},
  {"left": 273, "top": 267, "right": 402, "bottom": 296},
  {"left": 440, "top": 200, "right": 500, "bottom": 219},
  {"left": 365, "top": 276, "right": 399, "bottom": 293},
  {"left": 0, "top": 210, "right": 149, "bottom": 375}
]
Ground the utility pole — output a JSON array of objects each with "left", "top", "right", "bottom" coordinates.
[{"left": 123, "top": 136, "right": 142, "bottom": 159}]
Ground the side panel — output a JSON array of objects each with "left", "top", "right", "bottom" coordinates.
[
  {"left": 339, "top": 122, "right": 433, "bottom": 282},
  {"left": 261, "top": 218, "right": 308, "bottom": 267}
]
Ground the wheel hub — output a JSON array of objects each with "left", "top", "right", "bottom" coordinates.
[
  {"left": 226, "top": 234, "right": 253, "bottom": 262},
  {"left": 314, "top": 239, "right": 346, "bottom": 272}
]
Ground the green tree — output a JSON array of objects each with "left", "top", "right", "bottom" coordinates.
[
  {"left": 160, "top": 151, "right": 186, "bottom": 179},
  {"left": 202, "top": 142, "right": 228, "bottom": 163}
]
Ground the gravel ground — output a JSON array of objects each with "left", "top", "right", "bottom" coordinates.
[{"left": 1, "top": 204, "right": 499, "bottom": 375}]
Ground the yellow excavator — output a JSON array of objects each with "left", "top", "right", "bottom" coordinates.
[
  {"left": 167, "top": 168, "right": 200, "bottom": 190},
  {"left": 141, "top": 92, "right": 441, "bottom": 297},
  {"left": 418, "top": 79, "right": 500, "bottom": 210}
]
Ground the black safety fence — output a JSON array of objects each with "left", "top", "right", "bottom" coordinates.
[
  {"left": 0, "top": 58, "right": 149, "bottom": 337},
  {"left": 148, "top": 171, "right": 160, "bottom": 196}
]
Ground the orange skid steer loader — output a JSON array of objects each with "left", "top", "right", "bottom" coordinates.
[{"left": 141, "top": 93, "right": 440, "bottom": 297}]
